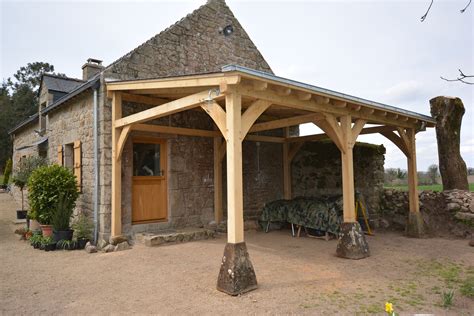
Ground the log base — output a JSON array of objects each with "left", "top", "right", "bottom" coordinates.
[
  {"left": 336, "top": 222, "right": 370, "bottom": 259},
  {"left": 406, "top": 212, "right": 425, "bottom": 238},
  {"left": 217, "top": 242, "right": 258, "bottom": 295}
]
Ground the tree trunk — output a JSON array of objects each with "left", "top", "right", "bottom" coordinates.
[{"left": 430, "top": 96, "right": 469, "bottom": 191}]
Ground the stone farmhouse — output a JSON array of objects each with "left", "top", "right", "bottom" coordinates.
[{"left": 9, "top": 0, "right": 435, "bottom": 295}]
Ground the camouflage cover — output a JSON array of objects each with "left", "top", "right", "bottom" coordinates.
[{"left": 260, "top": 196, "right": 343, "bottom": 234}]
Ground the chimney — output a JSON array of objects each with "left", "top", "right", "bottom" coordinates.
[{"left": 82, "top": 58, "right": 104, "bottom": 80}]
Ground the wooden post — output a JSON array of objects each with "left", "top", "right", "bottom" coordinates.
[
  {"left": 225, "top": 92, "right": 244, "bottom": 244},
  {"left": 340, "top": 115, "right": 356, "bottom": 223},
  {"left": 214, "top": 136, "right": 223, "bottom": 223},
  {"left": 283, "top": 127, "right": 291, "bottom": 200},
  {"left": 406, "top": 128, "right": 420, "bottom": 213},
  {"left": 111, "top": 92, "right": 122, "bottom": 237}
]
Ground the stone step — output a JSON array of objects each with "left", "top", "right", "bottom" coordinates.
[{"left": 135, "top": 228, "right": 216, "bottom": 247}]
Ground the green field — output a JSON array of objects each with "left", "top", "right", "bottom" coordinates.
[{"left": 385, "top": 183, "right": 474, "bottom": 192}]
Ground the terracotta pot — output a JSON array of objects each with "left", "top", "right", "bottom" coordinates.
[
  {"left": 40, "top": 225, "right": 53, "bottom": 237},
  {"left": 29, "top": 220, "right": 41, "bottom": 231}
]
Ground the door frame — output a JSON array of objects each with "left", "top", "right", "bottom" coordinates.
[{"left": 131, "top": 136, "right": 168, "bottom": 224}]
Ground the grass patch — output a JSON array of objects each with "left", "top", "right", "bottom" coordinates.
[
  {"left": 460, "top": 276, "right": 474, "bottom": 298},
  {"left": 384, "top": 183, "right": 474, "bottom": 192}
]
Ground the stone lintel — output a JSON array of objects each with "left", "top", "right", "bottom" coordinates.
[
  {"left": 217, "top": 242, "right": 258, "bottom": 295},
  {"left": 336, "top": 222, "right": 370, "bottom": 259},
  {"left": 406, "top": 211, "right": 425, "bottom": 238}
]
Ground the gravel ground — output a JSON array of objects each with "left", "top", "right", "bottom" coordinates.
[{"left": 1, "top": 192, "right": 473, "bottom": 315}]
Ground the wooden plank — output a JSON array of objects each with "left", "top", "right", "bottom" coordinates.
[
  {"left": 250, "top": 113, "right": 322, "bottom": 133},
  {"left": 57, "top": 145, "right": 63, "bottom": 166},
  {"left": 116, "top": 125, "right": 131, "bottom": 161},
  {"left": 111, "top": 92, "right": 122, "bottom": 237},
  {"left": 351, "top": 119, "right": 367, "bottom": 145},
  {"left": 115, "top": 90, "right": 224, "bottom": 128},
  {"left": 406, "top": 128, "right": 420, "bottom": 213},
  {"left": 225, "top": 92, "right": 244, "bottom": 244},
  {"left": 107, "top": 73, "right": 241, "bottom": 91},
  {"left": 133, "top": 124, "right": 218, "bottom": 138},
  {"left": 286, "top": 125, "right": 395, "bottom": 143},
  {"left": 201, "top": 101, "right": 227, "bottom": 138},
  {"left": 245, "top": 134, "right": 285, "bottom": 143},
  {"left": 214, "top": 137, "right": 223, "bottom": 223},
  {"left": 340, "top": 115, "right": 356, "bottom": 222},
  {"left": 73, "top": 140, "right": 81, "bottom": 192},
  {"left": 241, "top": 100, "right": 272, "bottom": 137}
]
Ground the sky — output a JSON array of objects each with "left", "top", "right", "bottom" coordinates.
[{"left": 1, "top": 0, "right": 473, "bottom": 171}]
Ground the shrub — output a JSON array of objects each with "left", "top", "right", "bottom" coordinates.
[
  {"left": 28, "top": 165, "right": 79, "bottom": 225},
  {"left": 52, "top": 192, "right": 75, "bottom": 231},
  {"left": 72, "top": 212, "right": 94, "bottom": 240},
  {"left": 3, "top": 158, "right": 12, "bottom": 185}
]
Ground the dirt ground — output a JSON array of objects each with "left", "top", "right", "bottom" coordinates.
[{"left": 1, "top": 193, "right": 473, "bottom": 315}]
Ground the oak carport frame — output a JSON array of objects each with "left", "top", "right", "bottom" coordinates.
[{"left": 106, "top": 65, "right": 435, "bottom": 295}]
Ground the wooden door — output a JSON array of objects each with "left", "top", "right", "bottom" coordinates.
[{"left": 132, "top": 137, "right": 167, "bottom": 223}]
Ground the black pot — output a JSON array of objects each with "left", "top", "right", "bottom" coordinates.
[
  {"left": 16, "top": 210, "right": 27, "bottom": 219},
  {"left": 44, "top": 243, "right": 56, "bottom": 251},
  {"left": 76, "top": 238, "right": 89, "bottom": 249},
  {"left": 33, "top": 243, "right": 39, "bottom": 249},
  {"left": 53, "top": 229, "right": 74, "bottom": 242}
]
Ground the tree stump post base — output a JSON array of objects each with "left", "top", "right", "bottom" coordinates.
[
  {"left": 217, "top": 242, "right": 258, "bottom": 295},
  {"left": 336, "top": 222, "right": 370, "bottom": 259},
  {"left": 406, "top": 212, "right": 425, "bottom": 238}
]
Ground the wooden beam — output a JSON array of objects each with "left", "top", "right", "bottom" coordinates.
[
  {"left": 286, "top": 125, "right": 396, "bottom": 143},
  {"left": 314, "top": 96, "right": 330, "bottom": 104},
  {"left": 313, "top": 114, "right": 345, "bottom": 153},
  {"left": 245, "top": 134, "right": 285, "bottom": 143},
  {"left": 296, "top": 91, "right": 312, "bottom": 101},
  {"left": 132, "top": 124, "right": 218, "bottom": 138},
  {"left": 121, "top": 93, "right": 168, "bottom": 106},
  {"left": 253, "top": 81, "right": 268, "bottom": 91},
  {"left": 351, "top": 119, "right": 367, "bottom": 145},
  {"left": 332, "top": 100, "right": 347, "bottom": 108},
  {"left": 237, "top": 84, "right": 415, "bottom": 129},
  {"left": 201, "top": 101, "right": 227, "bottom": 138},
  {"left": 115, "top": 90, "right": 224, "bottom": 128},
  {"left": 250, "top": 113, "right": 322, "bottom": 133},
  {"left": 275, "top": 86, "right": 292, "bottom": 96},
  {"left": 241, "top": 100, "right": 272, "bottom": 137},
  {"left": 225, "top": 92, "right": 244, "bottom": 244},
  {"left": 379, "top": 130, "right": 410, "bottom": 157},
  {"left": 283, "top": 128, "right": 291, "bottom": 200},
  {"left": 288, "top": 142, "right": 304, "bottom": 162},
  {"left": 107, "top": 74, "right": 241, "bottom": 91},
  {"left": 111, "top": 92, "right": 122, "bottom": 237},
  {"left": 214, "top": 137, "right": 224, "bottom": 223},
  {"left": 340, "top": 115, "right": 356, "bottom": 223},
  {"left": 406, "top": 128, "right": 420, "bottom": 213},
  {"left": 116, "top": 125, "right": 131, "bottom": 161}
]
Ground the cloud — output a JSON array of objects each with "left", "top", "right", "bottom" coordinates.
[{"left": 383, "top": 80, "right": 425, "bottom": 104}]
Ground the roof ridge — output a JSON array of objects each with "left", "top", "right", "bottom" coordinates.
[
  {"left": 43, "top": 73, "right": 85, "bottom": 82},
  {"left": 104, "top": 0, "right": 217, "bottom": 73}
]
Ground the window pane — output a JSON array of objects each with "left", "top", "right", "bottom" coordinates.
[{"left": 133, "top": 143, "right": 161, "bottom": 176}]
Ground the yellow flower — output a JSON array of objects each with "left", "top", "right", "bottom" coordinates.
[{"left": 385, "top": 302, "right": 393, "bottom": 314}]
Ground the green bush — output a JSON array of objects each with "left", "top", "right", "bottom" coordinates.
[
  {"left": 72, "top": 212, "right": 94, "bottom": 240},
  {"left": 3, "top": 158, "right": 12, "bottom": 185},
  {"left": 28, "top": 164, "right": 79, "bottom": 225}
]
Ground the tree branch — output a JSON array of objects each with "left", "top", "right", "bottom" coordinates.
[{"left": 440, "top": 69, "right": 474, "bottom": 85}]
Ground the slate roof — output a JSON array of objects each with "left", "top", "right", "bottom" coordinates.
[{"left": 42, "top": 74, "right": 84, "bottom": 93}]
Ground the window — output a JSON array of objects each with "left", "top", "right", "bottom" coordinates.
[
  {"left": 133, "top": 142, "right": 162, "bottom": 176},
  {"left": 57, "top": 141, "right": 82, "bottom": 192}
]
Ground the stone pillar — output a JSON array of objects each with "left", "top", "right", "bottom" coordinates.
[{"left": 430, "top": 96, "right": 469, "bottom": 191}]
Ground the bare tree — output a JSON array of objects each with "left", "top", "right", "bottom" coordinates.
[
  {"left": 427, "top": 164, "right": 439, "bottom": 185},
  {"left": 420, "top": 0, "right": 472, "bottom": 84}
]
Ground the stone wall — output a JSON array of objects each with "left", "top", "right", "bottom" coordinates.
[
  {"left": 292, "top": 141, "right": 386, "bottom": 215},
  {"left": 382, "top": 189, "right": 474, "bottom": 237},
  {"left": 46, "top": 92, "right": 95, "bottom": 216}
]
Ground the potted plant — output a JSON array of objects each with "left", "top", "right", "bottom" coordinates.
[
  {"left": 28, "top": 164, "right": 78, "bottom": 238},
  {"left": 41, "top": 236, "right": 56, "bottom": 251},
  {"left": 56, "top": 239, "right": 76, "bottom": 251},
  {"left": 52, "top": 192, "right": 75, "bottom": 242},
  {"left": 12, "top": 156, "right": 46, "bottom": 221},
  {"left": 72, "top": 212, "right": 93, "bottom": 249},
  {"left": 29, "top": 233, "right": 42, "bottom": 249}
]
